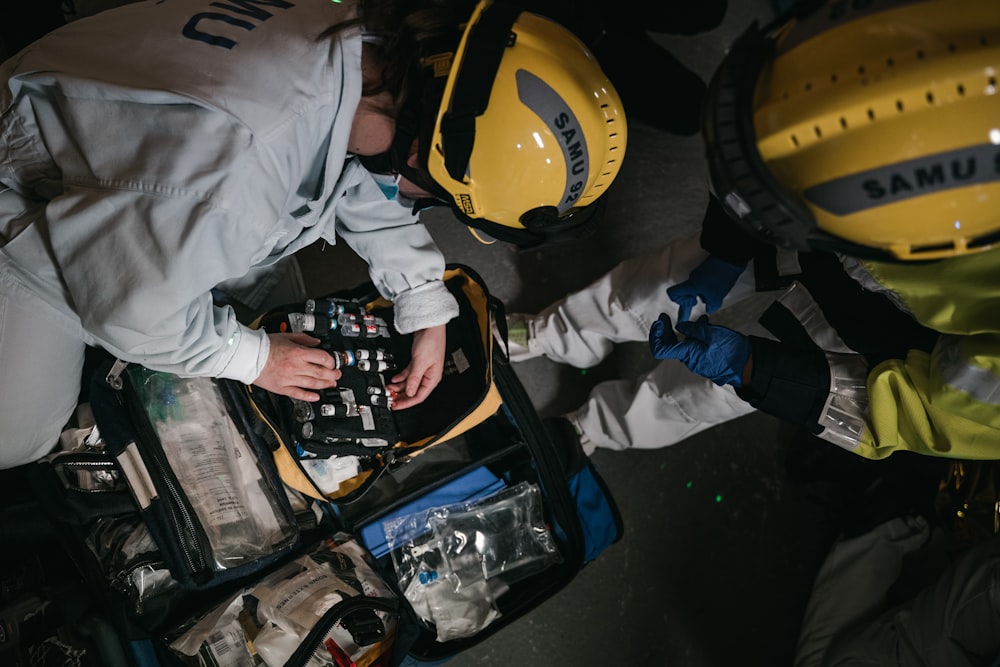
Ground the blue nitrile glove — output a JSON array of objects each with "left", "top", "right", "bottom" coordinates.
[
  {"left": 648, "top": 313, "right": 751, "bottom": 387},
  {"left": 667, "top": 255, "right": 747, "bottom": 323}
]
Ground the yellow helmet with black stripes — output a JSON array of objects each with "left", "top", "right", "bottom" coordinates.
[
  {"left": 425, "top": 0, "right": 627, "bottom": 248},
  {"left": 705, "top": 0, "right": 1000, "bottom": 261}
]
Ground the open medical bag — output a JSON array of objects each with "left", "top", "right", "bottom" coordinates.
[
  {"left": 3, "top": 265, "right": 622, "bottom": 667},
  {"left": 242, "top": 266, "right": 509, "bottom": 506}
]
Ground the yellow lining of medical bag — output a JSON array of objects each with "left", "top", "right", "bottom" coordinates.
[
  {"left": 246, "top": 266, "right": 502, "bottom": 502},
  {"left": 366, "top": 266, "right": 503, "bottom": 457}
]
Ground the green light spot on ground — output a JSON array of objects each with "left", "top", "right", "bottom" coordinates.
[
  {"left": 715, "top": 494, "right": 723, "bottom": 503},
  {"left": 580, "top": 369, "right": 588, "bottom": 375},
  {"left": 686, "top": 481, "right": 693, "bottom": 489}
]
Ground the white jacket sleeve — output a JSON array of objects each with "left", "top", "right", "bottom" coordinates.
[
  {"left": 333, "top": 164, "right": 459, "bottom": 334},
  {"left": 0, "top": 0, "right": 371, "bottom": 384},
  {"left": 43, "top": 185, "right": 271, "bottom": 384}
]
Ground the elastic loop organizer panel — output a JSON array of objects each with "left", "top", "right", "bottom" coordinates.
[{"left": 246, "top": 266, "right": 503, "bottom": 502}]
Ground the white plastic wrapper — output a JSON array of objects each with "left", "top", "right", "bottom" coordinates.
[
  {"left": 168, "top": 535, "right": 396, "bottom": 667},
  {"left": 386, "top": 482, "right": 560, "bottom": 640}
]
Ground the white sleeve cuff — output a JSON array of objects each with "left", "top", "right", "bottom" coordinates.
[
  {"left": 216, "top": 325, "right": 270, "bottom": 384},
  {"left": 391, "top": 280, "right": 460, "bottom": 334}
]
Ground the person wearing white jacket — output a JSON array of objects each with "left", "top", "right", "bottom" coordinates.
[{"left": 0, "top": 0, "right": 627, "bottom": 467}]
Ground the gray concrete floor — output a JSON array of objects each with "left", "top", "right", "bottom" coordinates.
[{"left": 11, "top": 1, "right": 867, "bottom": 665}]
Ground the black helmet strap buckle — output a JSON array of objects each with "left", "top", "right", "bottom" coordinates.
[{"left": 454, "top": 197, "right": 607, "bottom": 251}]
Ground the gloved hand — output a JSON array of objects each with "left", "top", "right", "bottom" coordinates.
[
  {"left": 648, "top": 313, "right": 751, "bottom": 387},
  {"left": 667, "top": 255, "right": 747, "bottom": 323}
]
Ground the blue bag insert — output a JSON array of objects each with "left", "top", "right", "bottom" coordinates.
[
  {"left": 360, "top": 466, "right": 506, "bottom": 558},
  {"left": 567, "top": 466, "right": 620, "bottom": 562}
]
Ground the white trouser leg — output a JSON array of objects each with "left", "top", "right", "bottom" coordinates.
[
  {"left": 530, "top": 232, "right": 760, "bottom": 368},
  {"left": 566, "top": 360, "right": 757, "bottom": 451},
  {"left": 529, "top": 231, "right": 774, "bottom": 451},
  {"left": 0, "top": 268, "right": 85, "bottom": 468},
  {"left": 793, "top": 516, "right": 931, "bottom": 667}
]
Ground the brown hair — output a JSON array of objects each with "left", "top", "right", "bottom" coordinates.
[{"left": 322, "top": 0, "right": 466, "bottom": 117}]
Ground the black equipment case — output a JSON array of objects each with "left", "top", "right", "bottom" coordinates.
[{"left": 0, "top": 265, "right": 622, "bottom": 667}]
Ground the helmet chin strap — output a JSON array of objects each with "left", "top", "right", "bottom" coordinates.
[
  {"left": 357, "top": 131, "right": 450, "bottom": 213},
  {"left": 357, "top": 48, "right": 454, "bottom": 212},
  {"left": 397, "top": 159, "right": 451, "bottom": 204},
  {"left": 467, "top": 228, "right": 498, "bottom": 245}
]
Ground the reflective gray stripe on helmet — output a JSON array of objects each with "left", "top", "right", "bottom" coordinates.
[
  {"left": 937, "top": 335, "right": 1000, "bottom": 405},
  {"left": 803, "top": 143, "right": 1000, "bottom": 216},
  {"left": 516, "top": 70, "right": 589, "bottom": 214}
]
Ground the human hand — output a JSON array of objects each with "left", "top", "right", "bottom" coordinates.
[
  {"left": 667, "top": 255, "right": 747, "bottom": 323},
  {"left": 253, "top": 333, "right": 342, "bottom": 401},
  {"left": 387, "top": 324, "right": 446, "bottom": 410},
  {"left": 648, "top": 313, "right": 751, "bottom": 387}
]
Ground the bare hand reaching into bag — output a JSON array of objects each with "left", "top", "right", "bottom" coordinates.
[
  {"left": 387, "top": 323, "right": 446, "bottom": 410},
  {"left": 253, "top": 332, "right": 342, "bottom": 401}
]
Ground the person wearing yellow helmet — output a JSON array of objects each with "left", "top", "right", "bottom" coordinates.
[
  {"left": 506, "top": 0, "right": 1000, "bottom": 461},
  {"left": 360, "top": 0, "right": 629, "bottom": 249},
  {"left": 0, "top": 0, "right": 626, "bottom": 467}
]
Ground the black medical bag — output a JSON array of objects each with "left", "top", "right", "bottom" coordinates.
[{"left": 0, "top": 265, "right": 622, "bottom": 667}]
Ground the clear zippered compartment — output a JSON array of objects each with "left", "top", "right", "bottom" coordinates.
[
  {"left": 90, "top": 363, "right": 302, "bottom": 588},
  {"left": 126, "top": 368, "right": 298, "bottom": 572},
  {"left": 44, "top": 448, "right": 183, "bottom": 616}
]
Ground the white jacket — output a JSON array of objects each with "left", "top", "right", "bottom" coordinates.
[{"left": 0, "top": 0, "right": 459, "bottom": 384}]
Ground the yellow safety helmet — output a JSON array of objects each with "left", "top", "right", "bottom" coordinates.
[
  {"left": 424, "top": 0, "right": 627, "bottom": 248},
  {"left": 704, "top": 0, "right": 1000, "bottom": 261}
]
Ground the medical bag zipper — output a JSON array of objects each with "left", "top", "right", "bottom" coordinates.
[
  {"left": 104, "top": 361, "right": 215, "bottom": 584},
  {"left": 491, "top": 348, "right": 585, "bottom": 566}
]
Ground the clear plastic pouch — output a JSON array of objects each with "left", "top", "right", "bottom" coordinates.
[
  {"left": 86, "top": 515, "right": 180, "bottom": 615},
  {"left": 46, "top": 431, "right": 182, "bottom": 615},
  {"left": 385, "top": 482, "right": 560, "bottom": 640},
  {"left": 130, "top": 369, "right": 296, "bottom": 571}
]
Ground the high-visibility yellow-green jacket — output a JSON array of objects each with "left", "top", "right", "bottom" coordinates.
[
  {"left": 703, "top": 198, "right": 1000, "bottom": 460},
  {"left": 854, "top": 248, "right": 1000, "bottom": 459}
]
